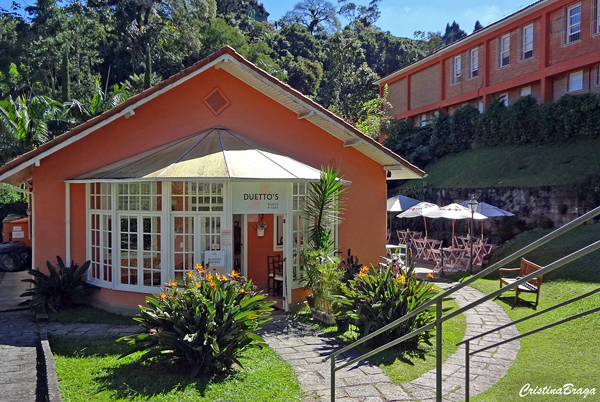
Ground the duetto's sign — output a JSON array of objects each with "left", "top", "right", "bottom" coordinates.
[{"left": 232, "top": 182, "right": 288, "bottom": 214}]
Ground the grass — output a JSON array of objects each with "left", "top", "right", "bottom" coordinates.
[
  {"left": 401, "top": 135, "right": 600, "bottom": 189},
  {"left": 469, "top": 279, "right": 600, "bottom": 402},
  {"left": 295, "top": 285, "right": 467, "bottom": 384},
  {"left": 51, "top": 335, "right": 305, "bottom": 402},
  {"left": 49, "top": 306, "right": 135, "bottom": 325},
  {"left": 462, "top": 223, "right": 600, "bottom": 401}
]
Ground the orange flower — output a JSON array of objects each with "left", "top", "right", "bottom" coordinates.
[
  {"left": 195, "top": 281, "right": 201, "bottom": 288},
  {"left": 221, "top": 276, "right": 227, "bottom": 282},
  {"left": 195, "top": 263, "right": 204, "bottom": 273},
  {"left": 168, "top": 279, "right": 177, "bottom": 288},
  {"left": 427, "top": 273, "right": 434, "bottom": 279},
  {"left": 216, "top": 273, "right": 221, "bottom": 280},
  {"left": 159, "top": 292, "right": 167, "bottom": 300},
  {"left": 240, "top": 288, "right": 246, "bottom": 294},
  {"left": 358, "top": 270, "right": 367, "bottom": 278},
  {"left": 210, "top": 280, "right": 216, "bottom": 288},
  {"left": 186, "top": 271, "right": 194, "bottom": 279},
  {"left": 430, "top": 286, "right": 435, "bottom": 291},
  {"left": 206, "top": 273, "right": 213, "bottom": 281},
  {"left": 396, "top": 275, "right": 406, "bottom": 285},
  {"left": 361, "top": 265, "right": 370, "bottom": 272},
  {"left": 230, "top": 271, "right": 240, "bottom": 280}
]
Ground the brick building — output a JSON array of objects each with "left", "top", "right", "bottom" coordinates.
[{"left": 377, "top": 0, "right": 600, "bottom": 126}]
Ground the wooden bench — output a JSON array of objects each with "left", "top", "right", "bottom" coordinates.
[{"left": 499, "top": 258, "right": 543, "bottom": 308}]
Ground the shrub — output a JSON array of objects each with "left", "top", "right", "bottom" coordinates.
[
  {"left": 334, "top": 264, "right": 436, "bottom": 347},
  {"left": 20, "top": 256, "right": 92, "bottom": 313},
  {"left": 118, "top": 265, "right": 274, "bottom": 378},
  {"left": 301, "top": 249, "right": 343, "bottom": 314}
]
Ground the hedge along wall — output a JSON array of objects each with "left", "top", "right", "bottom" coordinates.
[{"left": 383, "top": 92, "right": 600, "bottom": 167}]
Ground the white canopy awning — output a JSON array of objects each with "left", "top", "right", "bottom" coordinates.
[{"left": 71, "top": 127, "right": 324, "bottom": 182}]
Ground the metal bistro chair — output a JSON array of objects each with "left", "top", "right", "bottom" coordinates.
[{"left": 267, "top": 255, "right": 284, "bottom": 295}]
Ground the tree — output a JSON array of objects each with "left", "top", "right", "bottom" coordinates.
[
  {"left": 473, "top": 20, "right": 483, "bottom": 32},
  {"left": 281, "top": 0, "right": 340, "bottom": 35},
  {"left": 338, "top": 0, "right": 382, "bottom": 27},
  {"left": 414, "top": 30, "right": 444, "bottom": 55},
  {"left": 442, "top": 21, "right": 466, "bottom": 45}
]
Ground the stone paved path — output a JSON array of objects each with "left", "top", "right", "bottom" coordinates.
[
  {"left": 257, "top": 281, "right": 520, "bottom": 402},
  {"left": 0, "top": 271, "right": 39, "bottom": 402}
]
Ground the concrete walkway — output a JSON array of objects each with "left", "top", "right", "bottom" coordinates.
[{"left": 257, "top": 281, "right": 520, "bottom": 402}]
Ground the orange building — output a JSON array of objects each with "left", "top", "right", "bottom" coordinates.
[
  {"left": 0, "top": 47, "right": 424, "bottom": 314},
  {"left": 377, "top": 0, "right": 600, "bottom": 125}
]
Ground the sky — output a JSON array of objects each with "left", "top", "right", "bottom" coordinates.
[{"left": 1, "top": 0, "right": 539, "bottom": 39}]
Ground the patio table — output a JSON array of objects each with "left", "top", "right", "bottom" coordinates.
[
  {"left": 472, "top": 243, "right": 496, "bottom": 266},
  {"left": 412, "top": 238, "right": 429, "bottom": 260},
  {"left": 396, "top": 230, "right": 411, "bottom": 246}
]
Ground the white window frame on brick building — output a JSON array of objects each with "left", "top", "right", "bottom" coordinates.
[
  {"left": 566, "top": 3, "right": 581, "bottom": 44},
  {"left": 420, "top": 114, "right": 427, "bottom": 126},
  {"left": 454, "top": 55, "right": 462, "bottom": 83},
  {"left": 499, "top": 93, "right": 509, "bottom": 106},
  {"left": 522, "top": 24, "right": 533, "bottom": 59},
  {"left": 521, "top": 86, "right": 531, "bottom": 96},
  {"left": 595, "top": 65, "right": 600, "bottom": 87},
  {"left": 500, "top": 34, "right": 510, "bottom": 67},
  {"left": 470, "top": 48, "right": 479, "bottom": 78},
  {"left": 593, "top": 0, "right": 600, "bottom": 35},
  {"left": 568, "top": 70, "right": 584, "bottom": 92}
]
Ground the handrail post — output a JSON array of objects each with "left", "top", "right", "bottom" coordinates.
[
  {"left": 331, "top": 354, "right": 336, "bottom": 402},
  {"left": 436, "top": 298, "right": 442, "bottom": 402},
  {"left": 465, "top": 341, "right": 470, "bottom": 402}
]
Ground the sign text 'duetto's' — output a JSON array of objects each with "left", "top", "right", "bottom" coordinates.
[{"left": 232, "top": 182, "right": 289, "bottom": 214}]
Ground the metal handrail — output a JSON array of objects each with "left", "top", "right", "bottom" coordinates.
[{"left": 325, "top": 205, "right": 600, "bottom": 402}]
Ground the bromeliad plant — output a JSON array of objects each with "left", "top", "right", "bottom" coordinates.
[
  {"left": 334, "top": 264, "right": 437, "bottom": 347},
  {"left": 118, "top": 264, "right": 275, "bottom": 378},
  {"left": 20, "top": 256, "right": 93, "bottom": 313}
]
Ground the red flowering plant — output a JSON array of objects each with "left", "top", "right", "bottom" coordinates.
[
  {"left": 118, "top": 263, "right": 274, "bottom": 377},
  {"left": 333, "top": 263, "right": 437, "bottom": 347}
]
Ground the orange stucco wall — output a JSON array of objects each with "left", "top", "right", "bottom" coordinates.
[{"left": 31, "top": 66, "right": 387, "bottom": 308}]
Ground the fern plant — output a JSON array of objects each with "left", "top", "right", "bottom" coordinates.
[{"left": 20, "top": 257, "right": 92, "bottom": 313}]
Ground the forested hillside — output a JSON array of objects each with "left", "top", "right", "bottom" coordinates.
[{"left": 0, "top": 0, "right": 476, "bottom": 166}]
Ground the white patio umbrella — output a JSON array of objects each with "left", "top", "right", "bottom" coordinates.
[
  {"left": 458, "top": 201, "right": 515, "bottom": 240},
  {"left": 387, "top": 195, "right": 421, "bottom": 212},
  {"left": 396, "top": 202, "right": 440, "bottom": 238},
  {"left": 426, "top": 203, "right": 487, "bottom": 246}
]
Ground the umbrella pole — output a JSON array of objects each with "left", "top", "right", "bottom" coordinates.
[
  {"left": 452, "top": 219, "right": 455, "bottom": 247},
  {"left": 481, "top": 221, "right": 484, "bottom": 241},
  {"left": 423, "top": 216, "right": 428, "bottom": 238}
]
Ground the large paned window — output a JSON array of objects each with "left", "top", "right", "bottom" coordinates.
[
  {"left": 117, "top": 182, "right": 162, "bottom": 211},
  {"left": 171, "top": 182, "right": 223, "bottom": 212},
  {"left": 500, "top": 34, "right": 510, "bottom": 67},
  {"left": 89, "top": 183, "right": 112, "bottom": 285},
  {"left": 470, "top": 48, "right": 479, "bottom": 78},
  {"left": 566, "top": 4, "right": 581, "bottom": 44},
  {"left": 522, "top": 24, "right": 533, "bottom": 59},
  {"left": 594, "top": 0, "right": 600, "bottom": 35},
  {"left": 171, "top": 181, "right": 223, "bottom": 280}
]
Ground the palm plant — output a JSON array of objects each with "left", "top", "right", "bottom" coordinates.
[
  {"left": 0, "top": 95, "right": 68, "bottom": 163},
  {"left": 304, "top": 166, "right": 346, "bottom": 252}
]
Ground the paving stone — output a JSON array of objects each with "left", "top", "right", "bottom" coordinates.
[{"left": 345, "top": 385, "right": 380, "bottom": 398}]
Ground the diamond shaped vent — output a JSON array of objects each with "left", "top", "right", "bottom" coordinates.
[{"left": 203, "top": 88, "right": 230, "bottom": 116}]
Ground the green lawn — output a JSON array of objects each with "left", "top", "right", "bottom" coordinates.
[
  {"left": 295, "top": 287, "right": 466, "bottom": 384},
  {"left": 465, "top": 224, "right": 600, "bottom": 401},
  {"left": 51, "top": 336, "right": 305, "bottom": 402},
  {"left": 401, "top": 135, "right": 600, "bottom": 189}
]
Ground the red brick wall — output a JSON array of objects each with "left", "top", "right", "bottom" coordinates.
[
  {"left": 548, "top": 1, "right": 600, "bottom": 65},
  {"left": 410, "top": 63, "right": 440, "bottom": 109},
  {"left": 387, "top": 78, "right": 407, "bottom": 114},
  {"left": 488, "top": 19, "right": 541, "bottom": 86},
  {"left": 445, "top": 45, "right": 484, "bottom": 99}
]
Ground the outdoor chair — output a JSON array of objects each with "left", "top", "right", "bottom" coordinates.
[
  {"left": 267, "top": 255, "right": 283, "bottom": 295},
  {"left": 499, "top": 258, "right": 543, "bottom": 308}
]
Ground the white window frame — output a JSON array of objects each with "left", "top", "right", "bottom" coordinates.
[
  {"left": 594, "top": 0, "right": 600, "bottom": 35},
  {"left": 470, "top": 48, "right": 479, "bottom": 78},
  {"left": 522, "top": 24, "right": 534, "bottom": 60},
  {"left": 521, "top": 86, "right": 532, "bottom": 97},
  {"left": 420, "top": 114, "right": 427, "bottom": 126},
  {"left": 500, "top": 34, "right": 510, "bottom": 67},
  {"left": 566, "top": 3, "right": 581, "bottom": 44},
  {"left": 568, "top": 70, "right": 584, "bottom": 92},
  {"left": 273, "top": 214, "right": 284, "bottom": 251},
  {"left": 478, "top": 99, "right": 484, "bottom": 113},
  {"left": 596, "top": 65, "right": 600, "bottom": 87},
  {"left": 454, "top": 55, "right": 462, "bottom": 83}
]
